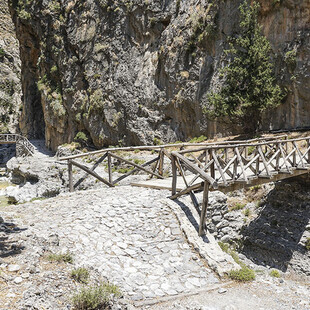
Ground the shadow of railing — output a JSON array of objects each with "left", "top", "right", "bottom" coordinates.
[
  {"left": 0, "top": 220, "right": 27, "bottom": 258},
  {"left": 240, "top": 176, "right": 310, "bottom": 271}
]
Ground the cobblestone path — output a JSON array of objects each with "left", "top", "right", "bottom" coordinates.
[{"left": 9, "top": 186, "right": 219, "bottom": 301}]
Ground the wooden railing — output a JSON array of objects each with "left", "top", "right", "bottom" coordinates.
[
  {"left": 0, "top": 134, "right": 35, "bottom": 156},
  {"left": 59, "top": 135, "right": 287, "bottom": 192},
  {"left": 170, "top": 136, "right": 310, "bottom": 235}
]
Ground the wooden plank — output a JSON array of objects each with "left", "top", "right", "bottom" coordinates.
[
  {"left": 212, "top": 150, "right": 227, "bottom": 185},
  {"left": 176, "top": 158, "right": 199, "bottom": 208},
  {"left": 257, "top": 145, "right": 271, "bottom": 177},
  {"left": 172, "top": 151, "right": 218, "bottom": 189},
  {"left": 71, "top": 160, "right": 114, "bottom": 187},
  {"left": 112, "top": 156, "right": 159, "bottom": 185},
  {"left": 109, "top": 153, "right": 164, "bottom": 179},
  {"left": 235, "top": 147, "right": 248, "bottom": 182},
  {"left": 170, "top": 182, "right": 204, "bottom": 200},
  {"left": 199, "top": 182, "right": 209, "bottom": 236}
]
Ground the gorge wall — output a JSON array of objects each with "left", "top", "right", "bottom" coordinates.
[
  {"left": 6, "top": 0, "right": 310, "bottom": 150},
  {"left": 0, "top": 0, "right": 21, "bottom": 133}
]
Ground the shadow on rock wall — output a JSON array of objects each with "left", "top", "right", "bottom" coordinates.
[{"left": 241, "top": 174, "right": 310, "bottom": 273}]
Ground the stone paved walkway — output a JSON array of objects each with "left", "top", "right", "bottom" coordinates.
[{"left": 7, "top": 186, "right": 221, "bottom": 301}]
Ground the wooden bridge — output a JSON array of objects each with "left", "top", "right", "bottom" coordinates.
[
  {"left": 59, "top": 135, "right": 310, "bottom": 236},
  {"left": 0, "top": 134, "right": 35, "bottom": 157}
]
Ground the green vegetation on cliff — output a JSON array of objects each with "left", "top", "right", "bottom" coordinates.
[{"left": 205, "top": 1, "right": 283, "bottom": 133}]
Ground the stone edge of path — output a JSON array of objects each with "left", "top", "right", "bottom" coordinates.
[
  {"left": 161, "top": 199, "right": 240, "bottom": 277},
  {"left": 131, "top": 282, "right": 234, "bottom": 308}
]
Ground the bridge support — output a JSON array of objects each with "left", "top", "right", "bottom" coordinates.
[{"left": 199, "top": 182, "right": 209, "bottom": 236}]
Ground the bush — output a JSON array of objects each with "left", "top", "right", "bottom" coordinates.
[
  {"left": 305, "top": 238, "right": 310, "bottom": 251},
  {"left": 270, "top": 269, "right": 280, "bottom": 278},
  {"left": 229, "top": 266, "right": 255, "bottom": 282},
  {"left": 189, "top": 135, "right": 207, "bottom": 143},
  {"left": 47, "top": 252, "right": 73, "bottom": 264},
  {"left": 230, "top": 202, "right": 246, "bottom": 211},
  {"left": 0, "top": 48, "right": 5, "bottom": 57},
  {"left": 71, "top": 267, "right": 89, "bottom": 284},
  {"left": 72, "top": 282, "right": 121, "bottom": 310},
  {"left": 74, "top": 132, "right": 88, "bottom": 146}
]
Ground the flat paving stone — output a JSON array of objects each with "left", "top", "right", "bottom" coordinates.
[{"left": 7, "top": 186, "right": 215, "bottom": 301}]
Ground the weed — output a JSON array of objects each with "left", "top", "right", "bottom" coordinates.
[
  {"left": 243, "top": 209, "right": 251, "bottom": 217},
  {"left": 72, "top": 282, "right": 121, "bottom": 310},
  {"left": 133, "top": 159, "right": 145, "bottom": 165},
  {"left": 218, "top": 241, "right": 229, "bottom": 253},
  {"left": 247, "top": 145, "right": 256, "bottom": 155},
  {"left": 71, "top": 267, "right": 89, "bottom": 284},
  {"left": 230, "top": 202, "right": 246, "bottom": 211},
  {"left": 189, "top": 135, "right": 207, "bottom": 143},
  {"left": 270, "top": 269, "right": 280, "bottom": 278},
  {"left": 47, "top": 252, "right": 73, "bottom": 264},
  {"left": 153, "top": 137, "right": 162, "bottom": 146},
  {"left": 305, "top": 238, "right": 310, "bottom": 251},
  {"left": 229, "top": 266, "right": 255, "bottom": 282}
]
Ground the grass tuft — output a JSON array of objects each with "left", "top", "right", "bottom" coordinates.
[
  {"left": 72, "top": 282, "right": 121, "bottom": 310},
  {"left": 47, "top": 252, "right": 74, "bottom": 264},
  {"left": 270, "top": 269, "right": 280, "bottom": 278},
  {"left": 71, "top": 267, "right": 89, "bottom": 284},
  {"left": 229, "top": 266, "right": 255, "bottom": 282}
]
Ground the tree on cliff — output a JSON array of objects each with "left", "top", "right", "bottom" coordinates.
[{"left": 205, "top": 0, "right": 283, "bottom": 133}]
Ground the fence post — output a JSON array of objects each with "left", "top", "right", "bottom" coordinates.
[
  {"left": 199, "top": 182, "right": 209, "bottom": 236},
  {"left": 68, "top": 160, "right": 73, "bottom": 192},
  {"left": 171, "top": 155, "right": 177, "bottom": 196}
]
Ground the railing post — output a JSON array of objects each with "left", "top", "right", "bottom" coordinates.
[
  {"left": 158, "top": 148, "right": 164, "bottom": 176},
  {"left": 209, "top": 150, "right": 215, "bottom": 178},
  {"left": 199, "top": 182, "right": 209, "bottom": 236},
  {"left": 171, "top": 155, "right": 177, "bottom": 196},
  {"left": 107, "top": 152, "right": 112, "bottom": 184},
  {"left": 308, "top": 139, "right": 310, "bottom": 164},
  {"left": 68, "top": 159, "right": 73, "bottom": 192}
]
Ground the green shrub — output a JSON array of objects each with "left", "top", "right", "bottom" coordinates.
[
  {"left": 243, "top": 208, "right": 251, "bottom": 217},
  {"left": 0, "top": 48, "right": 5, "bottom": 57},
  {"left": 305, "top": 238, "right": 310, "bottom": 251},
  {"left": 72, "top": 282, "right": 121, "bottom": 310},
  {"left": 218, "top": 241, "right": 229, "bottom": 253},
  {"left": 270, "top": 269, "right": 280, "bottom": 278},
  {"left": 153, "top": 137, "right": 162, "bottom": 145},
  {"left": 230, "top": 202, "right": 246, "bottom": 211},
  {"left": 51, "top": 65, "right": 58, "bottom": 74},
  {"left": 189, "top": 135, "right": 207, "bottom": 143},
  {"left": 229, "top": 266, "right": 255, "bottom": 282},
  {"left": 47, "top": 252, "right": 73, "bottom": 264},
  {"left": 74, "top": 132, "right": 88, "bottom": 143},
  {"left": 71, "top": 267, "right": 89, "bottom": 284}
]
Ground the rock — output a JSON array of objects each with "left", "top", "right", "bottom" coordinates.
[
  {"left": 14, "top": 276, "right": 23, "bottom": 284},
  {"left": 218, "top": 288, "right": 227, "bottom": 294},
  {"left": 7, "top": 264, "right": 21, "bottom": 272},
  {"left": 0, "top": 216, "right": 3, "bottom": 224}
]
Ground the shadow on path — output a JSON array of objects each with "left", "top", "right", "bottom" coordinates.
[{"left": 173, "top": 199, "right": 210, "bottom": 243}]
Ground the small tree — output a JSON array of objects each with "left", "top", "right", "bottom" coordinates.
[{"left": 205, "top": 1, "right": 283, "bottom": 133}]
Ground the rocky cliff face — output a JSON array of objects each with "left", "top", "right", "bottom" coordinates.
[
  {"left": 8, "top": 0, "right": 310, "bottom": 150},
  {"left": 0, "top": 0, "right": 21, "bottom": 133}
]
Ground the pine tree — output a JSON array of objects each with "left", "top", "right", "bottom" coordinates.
[{"left": 205, "top": 1, "right": 283, "bottom": 133}]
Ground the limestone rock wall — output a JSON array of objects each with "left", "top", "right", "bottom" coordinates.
[
  {"left": 0, "top": 0, "right": 22, "bottom": 133},
  {"left": 7, "top": 0, "right": 310, "bottom": 150}
]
